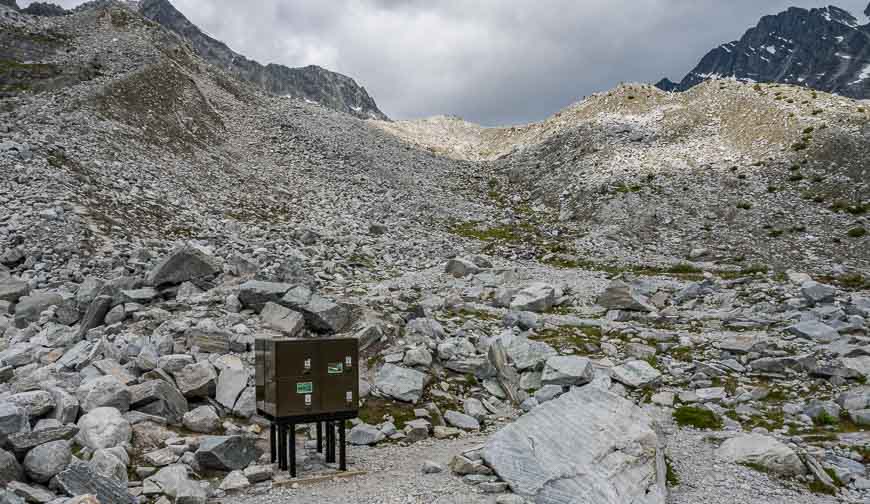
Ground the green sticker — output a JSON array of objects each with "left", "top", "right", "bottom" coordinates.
[
  {"left": 296, "top": 382, "right": 313, "bottom": 394},
  {"left": 328, "top": 362, "right": 344, "bottom": 374}
]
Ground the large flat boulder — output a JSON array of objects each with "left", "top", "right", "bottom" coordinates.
[
  {"left": 715, "top": 434, "right": 805, "bottom": 476},
  {"left": 146, "top": 247, "right": 221, "bottom": 287},
  {"left": 482, "top": 386, "right": 665, "bottom": 504},
  {"left": 374, "top": 364, "right": 428, "bottom": 403}
]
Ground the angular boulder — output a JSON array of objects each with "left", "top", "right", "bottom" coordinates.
[
  {"left": 23, "top": 440, "right": 71, "bottom": 483},
  {"left": 348, "top": 424, "right": 385, "bottom": 446},
  {"left": 0, "top": 402, "right": 28, "bottom": 440},
  {"left": 146, "top": 246, "right": 221, "bottom": 287},
  {"left": 45, "top": 386, "right": 80, "bottom": 424},
  {"left": 6, "top": 391, "right": 54, "bottom": 418},
  {"left": 483, "top": 387, "right": 664, "bottom": 503},
  {"left": 0, "top": 278, "right": 28, "bottom": 304},
  {"left": 298, "top": 295, "right": 350, "bottom": 333},
  {"left": 128, "top": 380, "right": 189, "bottom": 425},
  {"left": 13, "top": 292, "right": 63, "bottom": 328},
  {"left": 611, "top": 360, "right": 662, "bottom": 388},
  {"left": 0, "top": 448, "right": 22, "bottom": 485},
  {"left": 715, "top": 434, "right": 805, "bottom": 476},
  {"left": 215, "top": 360, "right": 248, "bottom": 410},
  {"left": 6, "top": 425, "right": 78, "bottom": 456},
  {"left": 237, "top": 281, "right": 292, "bottom": 312},
  {"left": 541, "top": 356, "right": 594, "bottom": 387},
  {"left": 404, "top": 318, "right": 446, "bottom": 346},
  {"left": 172, "top": 361, "right": 217, "bottom": 398},
  {"left": 445, "top": 258, "right": 481, "bottom": 278},
  {"left": 374, "top": 364, "right": 428, "bottom": 403},
  {"left": 597, "top": 281, "right": 653, "bottom": 312},
  {"left": 801, "top": 281, "right": 836, "bottom": 305},
  {"left": 76, "top": 376, "right": 131, "bottom": 413},
  {"left": 260, "top": 302, "right": 305, "bottom": 337},
  {"left": 195, "top": 436, "right": 259, "bottom": 471},
  {"left": 510, "top": 283, "right": 556, "bottom": 313},
  {"left": 55, "top": 458, "right": 135, "bottom": 504},
  {"left": 182, "top": 406, "right": 220, "bottom": 433},
  {"left": 444, "top": 410, "right": 480, "bottom": 430},
  {"left": 787, "top": 320, "right": 840, "bottom": 343}
]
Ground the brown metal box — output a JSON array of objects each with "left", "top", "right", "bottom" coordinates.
[{"left": 255, "top": 337, "right": 359, "bottom": 419}]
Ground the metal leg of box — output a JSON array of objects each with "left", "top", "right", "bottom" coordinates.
[
  {"left": 326, "top": 421, "right": 336, "bottom": 464},
  {"left": 277, "top": 424, "right": 286, "bottom": 471},
  {"left": 316, "top": 421, "right": 323, "bottom": 454},
  {"left": 270, "top": 423, "right": 276, "bottom": 464},
  {"left": 289, "top": 423, "right": 297, "bottom": 478},
  {"left": 339, "top": 420, "right": 346, "bottom": 471}
]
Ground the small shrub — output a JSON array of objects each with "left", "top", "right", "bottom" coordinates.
[
  {"left": 848, "top": 227, "right": 867, "bottom": 238},
  {"left": 814, "top": 410, "right": 839, "bottom": 426},
  {"left": 736, "top": 201, "right": 752, "bottom": 210},
  {"left": 767, "top": 185, "right": 778, "bottom": 193},
  {"left": 792, "top": 141, "right": 808, "bottom": 151},
  {"left": 742, "top": 264, "right": 769, "bottom": 275},
  {"left": 768, "top": 229, "right": 784, "bottom": 237},
  {"left": 788, "top": 173, "right": 804, "bottom": 182}
]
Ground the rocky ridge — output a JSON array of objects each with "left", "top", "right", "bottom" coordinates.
[
  {"left": 0, "top": 2, "right": 869, "bottom": 504},
  {"left": 136, "top": 0, "right": 387, "bottom": 121}
]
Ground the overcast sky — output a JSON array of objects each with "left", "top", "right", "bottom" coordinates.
[{"left": 20, "top": 0, "right": 870, "bottom": 125}]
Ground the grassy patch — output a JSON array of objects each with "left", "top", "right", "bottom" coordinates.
[
  {"left": 847, "top": 227, "right": 867, "bottom": 238},
  {"left": 666, "top": 457, "right": 680, "bottom": 487},
  {"left": 673, "top": 406, "right": 722, "bottom": 430},
  {"left": 531, "top": 325, "right": 602, "bottom": 353},
  {"left": 358, "top": 398, "right": 416, "bottom": 429}
]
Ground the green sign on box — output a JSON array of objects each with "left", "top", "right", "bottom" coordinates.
[
  {"left": 296, "top": 382, "right": 313, "bottom": 394},
  {"left": 328, "top": 362, "right": 344, "bottom": 374}
]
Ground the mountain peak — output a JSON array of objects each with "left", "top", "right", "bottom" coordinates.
[{"left": 656, "top": 2, "right": 870, "bottom": 98}]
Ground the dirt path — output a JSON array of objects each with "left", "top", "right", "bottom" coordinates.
[{"left": 235, "top": 434, "right": 498, "bottom": 504}]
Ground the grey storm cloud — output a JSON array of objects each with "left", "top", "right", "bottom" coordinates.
[{"left": 20, "top": 0, "right": 870, "bottom": 125}]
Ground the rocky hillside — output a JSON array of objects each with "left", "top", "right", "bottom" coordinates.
[
  {"left": 376, "top": 80, "right": 870, "bottom": 275},
  {"left": 1, "top": 2, "right": 870, "bottom": 504},
  {"left": 136, "top": 0, "right": 387, "bottom": 120},
  {"left": 657, "top": 4, "right": 870, "bottom": 99}
]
